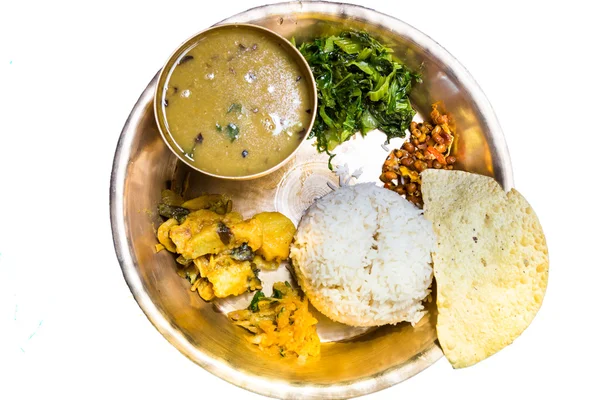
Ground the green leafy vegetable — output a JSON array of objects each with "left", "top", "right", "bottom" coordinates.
[
  {"left": 277, "top": 307, "right": 286, "bottom": 319},
  {"left": 208, "top": 198, "right": 230, "bottom": 215},
  {"left": 230, "top": 243, "right": 254, "bottom": 261},
  {"left": 226, "top": 123, "right": 239, "bottom": 142},
  {"left": 158, "top": 203, "right": 190, "bottom": 223},
  {"left": 298, "top": 31, "right": 420, "bottom": 165},
  {"left": 272, "top": 288, "right": 283, "bottom": 299},
  {"left": 215, "top": 123, "right": 222, "bottom": 132},
  {"left": 249, "top": 291, "right": 265, "bottom": 312},
  {"left": 227, "top": 103, "right": 242, "bottom": 113}
]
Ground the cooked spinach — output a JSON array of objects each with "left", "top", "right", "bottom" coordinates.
[
  {"left": 297, "top": 31, "right": 420, "bottom": 166},
  {"left": 158, "top": 203, "right": 190, "bottom": 223},
  {"left": 249, "top": 291, "right": 265, "bottom": 312},
  {"left": 272, "top": 288, "right": 283, "bottom": 299},
  {"left": 230, "top": 243, "right": 255, "bottom": 261}
]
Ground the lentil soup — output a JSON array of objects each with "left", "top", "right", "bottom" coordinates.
[{"left": 158, "top": 25, "right": 314, "bottom": 177}]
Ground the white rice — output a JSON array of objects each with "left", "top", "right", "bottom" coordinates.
[{"left": 290, "top": 183, "right": 435, "bottom": 327}]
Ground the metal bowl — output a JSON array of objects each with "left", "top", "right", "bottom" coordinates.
[
  {"left": 110, "top": 2, "right": 513, "bottom": 399},
  {"left": 154, "top": 23, "right": 318, "bottom": 180}
]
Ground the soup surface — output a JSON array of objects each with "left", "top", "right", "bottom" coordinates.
[{"left": 161, "top": 26, "right": 313, "bottom": 177}]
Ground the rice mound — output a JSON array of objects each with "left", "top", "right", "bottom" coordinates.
[{"left": 290, "top": 183, "right": 435, "bottom": 327}]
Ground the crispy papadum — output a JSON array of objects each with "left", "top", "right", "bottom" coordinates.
[{"left": 421, "top": 170, "right": 549, "bottom": 368}]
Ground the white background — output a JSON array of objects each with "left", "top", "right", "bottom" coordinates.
[{"left": 1, "top": 0, "right": 598, "bottom": 398}]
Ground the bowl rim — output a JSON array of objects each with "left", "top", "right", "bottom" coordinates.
[
  {"left": 153, "top": 22, "right": 318, "bottom": 181},
  {"left": 111, "top": 2, "right": 514, "bottom": 399}
]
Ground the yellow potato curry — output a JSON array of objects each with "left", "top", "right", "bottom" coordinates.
[{"left": 156, "top": 190, "right": 295, "bottom": 300}]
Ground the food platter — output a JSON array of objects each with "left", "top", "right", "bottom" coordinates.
[{"left": 110, "top": 2, "right": 515, "bottom": 399}]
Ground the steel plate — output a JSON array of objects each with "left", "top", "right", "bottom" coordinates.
[{"left": 110, "top": 2, "right": 513, "bottom": 399}]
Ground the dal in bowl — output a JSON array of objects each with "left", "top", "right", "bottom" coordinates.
[{"left": 155, "top": 24, "right": 317, "bottom": 179}]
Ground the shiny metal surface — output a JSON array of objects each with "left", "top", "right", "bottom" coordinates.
[
  {"left": 110, "top": 2, "right": 513, "bottom": 399},
  {"left": 154, "top": 23, "right": 318, "bottom": 180}
]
